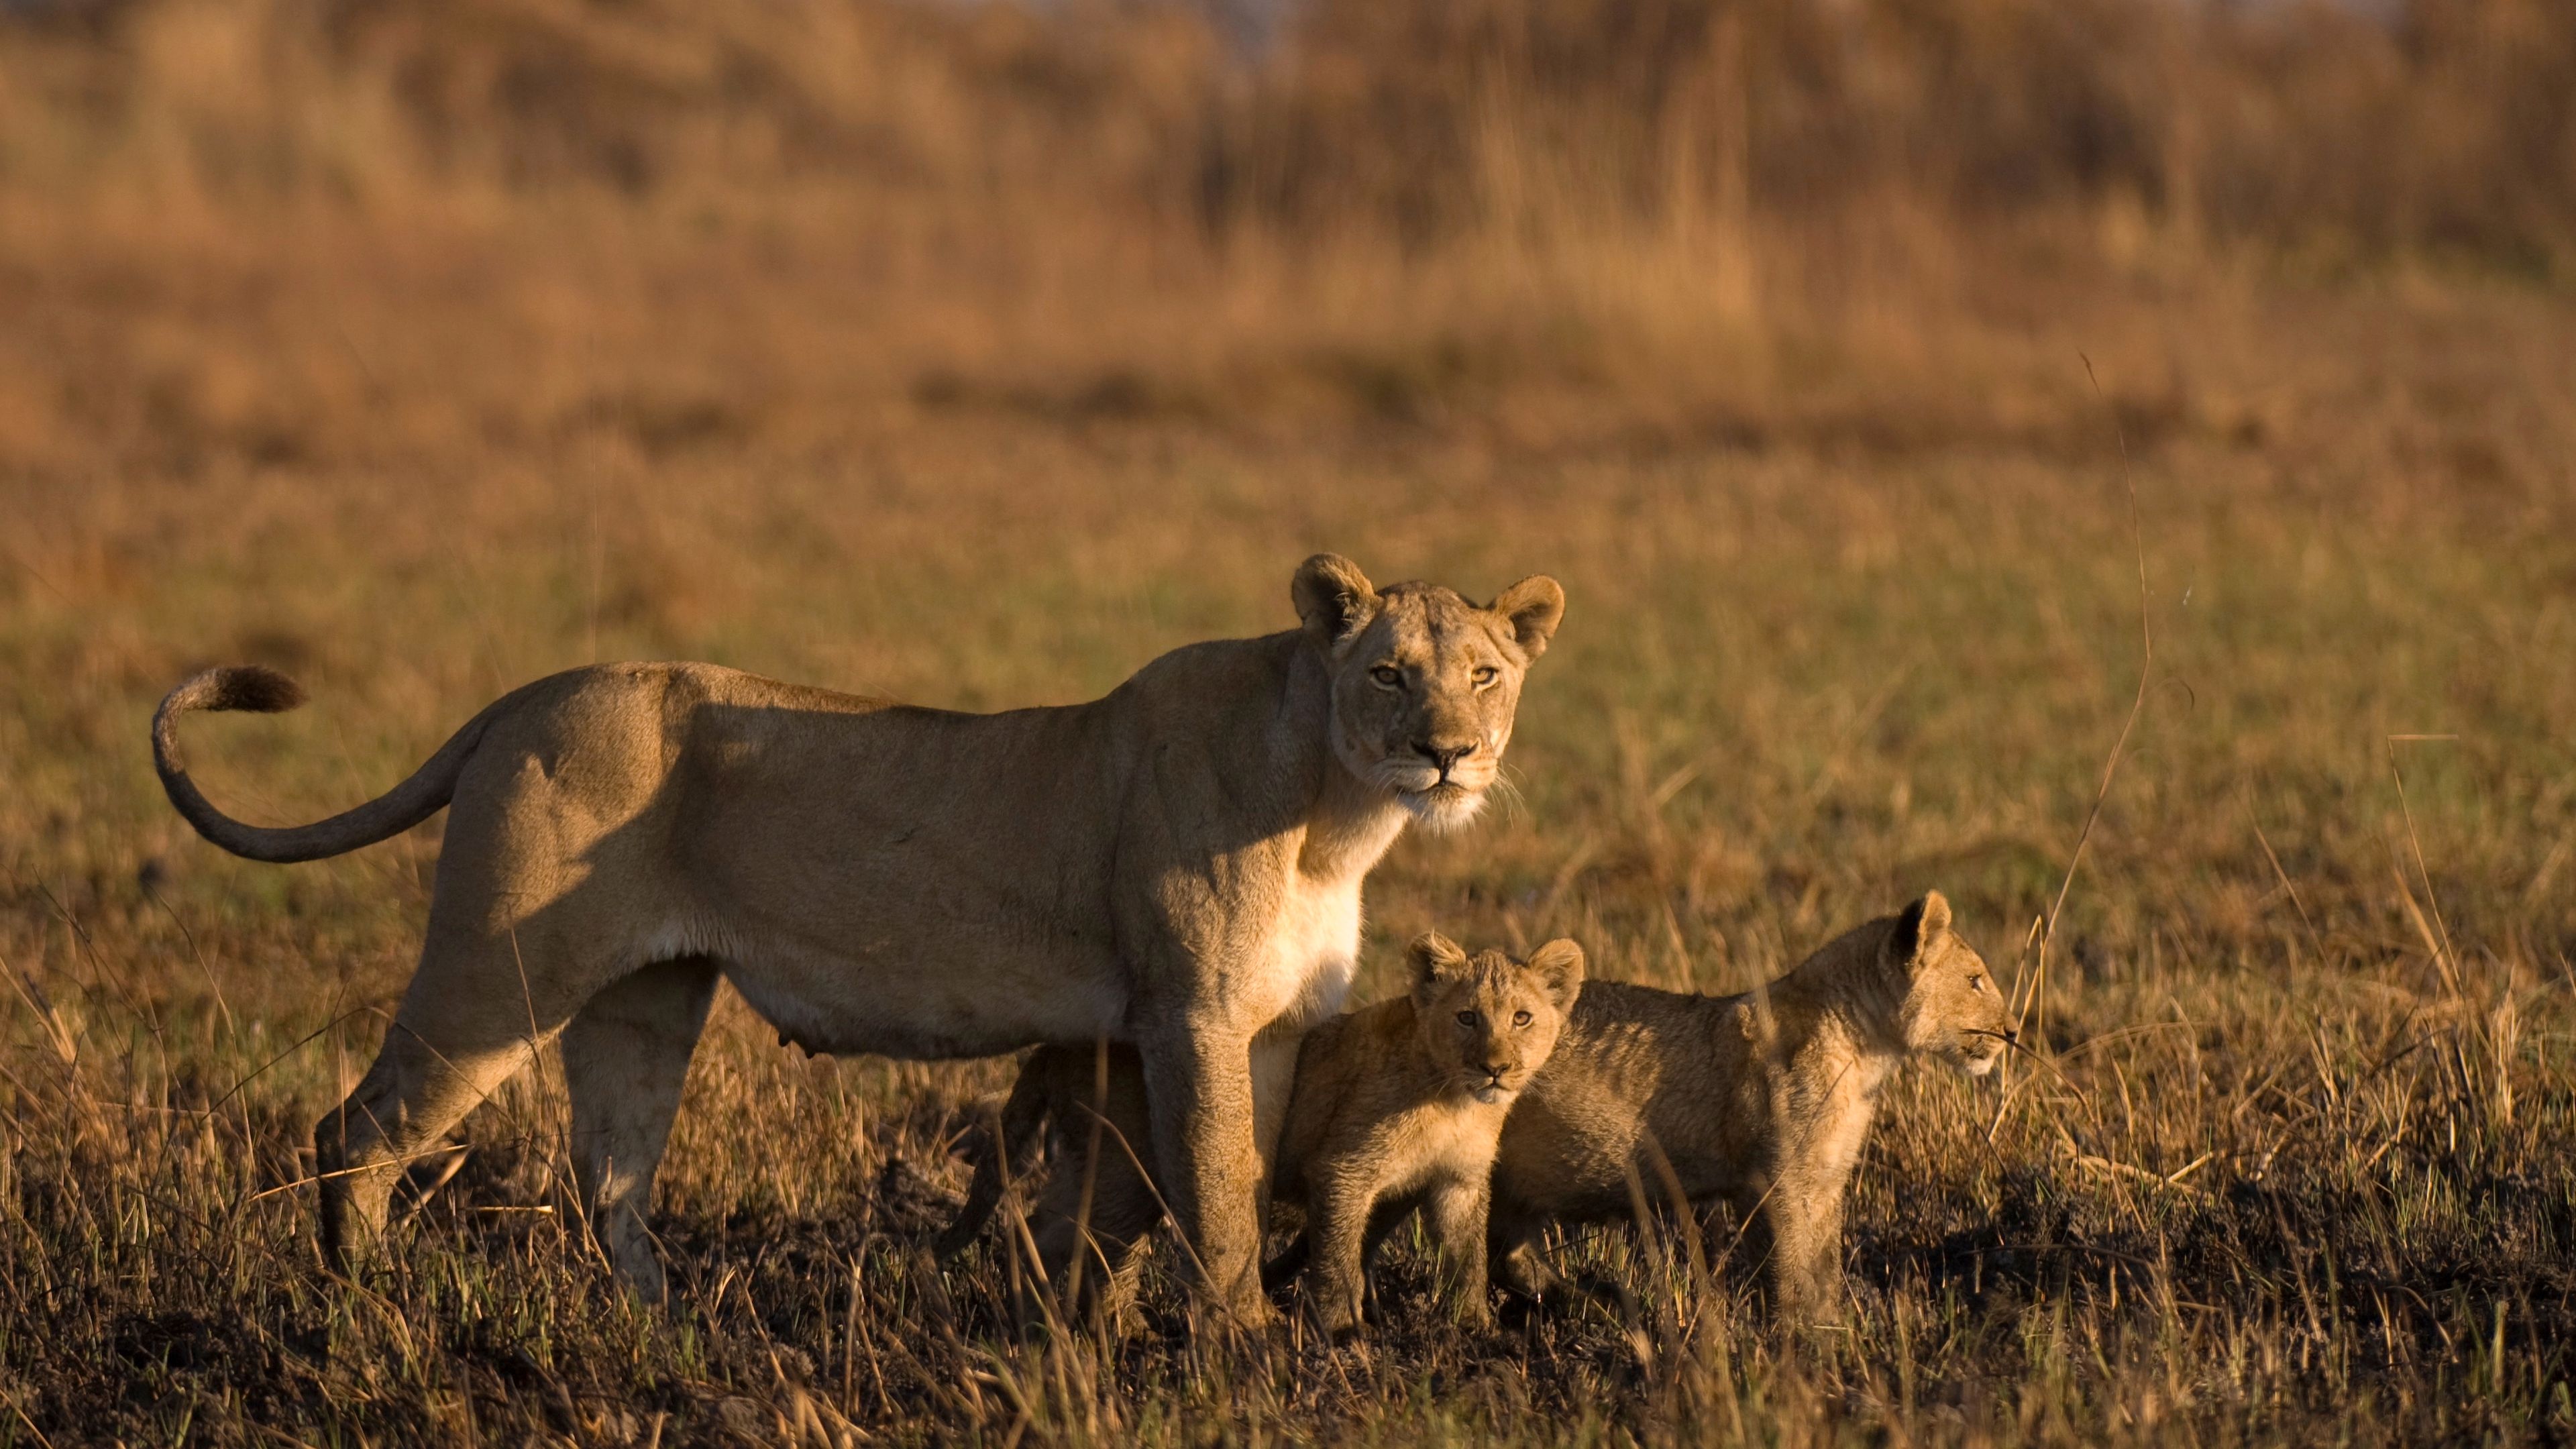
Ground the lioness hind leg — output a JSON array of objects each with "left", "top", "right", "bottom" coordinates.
[
  {"left": 560, "top": 955, "right": 719, "bottom": 1303},
  {"left": 315, "top": 1010, "right": 537, "bottom": 1277}
]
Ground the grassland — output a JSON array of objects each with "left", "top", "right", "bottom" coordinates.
[{"left": 7, "top": 1, "right": 2576, "bottom": 1444}]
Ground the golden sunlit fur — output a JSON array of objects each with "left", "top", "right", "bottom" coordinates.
[
  {"left": 936, "top": 935, "right": 1583, "bottom": 1335},
  {"left": 1488, "top": 892, "right": 2009, "bottom": 1320},
  {"left": 1263, "top": 934, "right": 1582, "bottom": 1335},
  {"left": 150, "top": 555, "right": 1563, "bottom": 1315}
]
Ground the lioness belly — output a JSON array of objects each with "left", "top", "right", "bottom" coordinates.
[{"left": 718, "top": 942, "right": 1126, "bottom": 1061}]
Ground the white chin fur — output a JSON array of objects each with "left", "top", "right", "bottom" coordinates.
[{"left": 1397, "top": 787, "right": 1486, "bottom": 834}]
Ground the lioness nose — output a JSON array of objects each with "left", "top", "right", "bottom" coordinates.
[
  {"left": 2002, "top": 1027, "right": 2019, "bottom": 1044},
  {"left": 1415, "top": 740, "right": 1477, "bottom": 775}
]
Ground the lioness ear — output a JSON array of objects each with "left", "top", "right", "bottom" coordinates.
[
  {"left": 1888, "top": 890, "right": 1952, "bottom": 971},
  {"left": 1292, "top": 553, "right": 1379, "bottom": 648},
  {"left": 1489, "top": 575, "right": 1566, "bottom": 660},
  {"left": 1407, "top": 932, "right": 1472, "bottom": 991},
  {"left": 1526, "top": 938, "right": 1586, "bottom": 1009}
]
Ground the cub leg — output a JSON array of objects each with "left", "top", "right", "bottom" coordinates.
[
  {"left": 1303, "top": 1177, "right": 1379, "bottom": 1339},
  {"left": 1259, "top": 1229, "right": 1312, "bottom": 1294},
  {"left": 1422, "top": 1178, "right": 1494, "bottom": 1328},
  {"left": 1760, "top": 1179, "right": 1848, "bottom": 1324},
  {"left": 1487, "top": 1201, "right": 1558, "bottom": 1304},
  {"left": 559, "top": 955, "right": 718, "bottom": 1303}
]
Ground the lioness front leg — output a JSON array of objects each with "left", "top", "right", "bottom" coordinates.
[{"left": 1138, "top": 1027, "right": 1271, "bottom": 1326}]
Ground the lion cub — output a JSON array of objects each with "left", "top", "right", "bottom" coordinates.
[
  {"left": 938, "top": 933, "right": 1582, "bottom": 1334},
  {"left": 1267, "top": 932, "right": 1583, "bottom": 1335},
  {"left": 1488, "top": 892, "right": 2008, "bottom": 1320}
]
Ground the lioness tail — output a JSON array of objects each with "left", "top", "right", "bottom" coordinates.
[{"left": 152, "top": 665, "right": 499, "bottom": 863}]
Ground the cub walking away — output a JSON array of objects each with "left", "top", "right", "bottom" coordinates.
[{"left": 1488, "top": 891, "right": 2009, "bottom": 1321}]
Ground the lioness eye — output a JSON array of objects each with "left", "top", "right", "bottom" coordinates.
[
  {"left": 1371, "top": 665, "right": 1403, "bottom": 688},
  {"left": 1455, "top": 1010, "right": 1478, "bottom": 1027},
  {"left": 1472, "top": 666, "right": 1499, "bottom": 687},
  {"left": 1969, "top": 975, "right": 1986, "bottom": 992},
  {"left": 1513, "top": 1010, "right": 1532, "bottom": 1028}
]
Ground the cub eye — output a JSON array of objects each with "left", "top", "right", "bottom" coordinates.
[
  {"left": 1471, "top": 666, "right": 1500, "bottom": 688},
  {"left": 1371, "top": 665, "right": 1403, "bottom": 689},
  {"left": 1512, "top": 1010, "right": 1533, "bottom": 1028},
  {"left": 1455, "top": 1010, "right": 1478, "bottom": 1027},
  {"left": 1969, "top": 974, "right": 1987, "bottom": 992}
]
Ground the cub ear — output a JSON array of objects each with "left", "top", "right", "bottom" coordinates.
[
  {"left": 1489, "top": 575, "right": 1566, "bottom": 660},
  {"left": 1525, "top": 938, "right": 1587, "bottom": 1009},
  {"left": 1407, "top": 932, "right": 1472, "bottom": 991},
  {"left": 1888, "top": 890, "right": 1953, "bottom": 970},
  {"left": 1292, "top": 554, "right": 1379, "bottom": 648}
]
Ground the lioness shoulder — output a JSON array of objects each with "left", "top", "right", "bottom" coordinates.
[{"left": 1489, "top": 892, "right": 2007, "bottom": 1319}]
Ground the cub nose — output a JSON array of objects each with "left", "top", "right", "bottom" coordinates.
[
  {"left": 2001, "top": 1027, "right": 2019, "bottom": 1045},
  {"left": 1414, "top": 740, "right": 1477, "bottom": 776}
]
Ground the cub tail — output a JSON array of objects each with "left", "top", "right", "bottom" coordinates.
[{"left": 936, "top": 1047, "right": 1079, "bottom": 1259}]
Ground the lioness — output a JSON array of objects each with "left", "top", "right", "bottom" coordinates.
[
  {"left": 1486, "top": 892, "right": 2008, "bottom": 1320},
  {"left": 150, "top": 554, "right": 1564, "bottom": 1317},
  {"left": 943, "top": 933, "right": 1584, "bottom": 1337}
]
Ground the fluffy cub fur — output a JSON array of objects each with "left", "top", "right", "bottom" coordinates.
[
  {"left": 1489, "top": 892, "right": 2007, "bottom": 1320},
  {"left": 941, "top": 933, "right": 1584, "bottom": 1335},
  {"left": 1268, "top": 933, "right": 1584, "bottom": 1335}
]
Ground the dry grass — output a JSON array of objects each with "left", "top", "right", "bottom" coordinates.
[{"left": 5, "top": 1, "right": 2576, "bottom": 1444}]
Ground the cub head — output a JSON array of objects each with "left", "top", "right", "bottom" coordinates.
[
  {"left": 1406, "top": 932, "right": 1585, "bottom": 1104},
  {"left": 1882, "top": 891, "right": 2014, "bottom": 1075},
  {"left": 1293, "top": 553, "right": 1565, "bottom": 832}
]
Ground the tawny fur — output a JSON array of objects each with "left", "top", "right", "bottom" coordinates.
[
  {"left": 1487, "top": 892, "right": 2009, "bottom": 1322},
  {"left": 940, "top": 934, "right": 1584, "bottom": 1336},
  {"left": 149, "top": 554, "right": 1565, "bottom": 1317},
  {"left": 1267, "top": 934, "right": 1582, "bottom": 1335}
]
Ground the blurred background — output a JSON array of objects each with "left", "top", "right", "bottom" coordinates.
[
  {"left": 7, "top": 0, "right": 2573, "bottom": 976},
  {"left": 1, "top": 0, "right": 2570, "bottom": 480},
  {"left": 7, "top": 3, "right": 2576, "bottom": 1441}
]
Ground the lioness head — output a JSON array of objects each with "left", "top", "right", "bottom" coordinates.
[
  {"left": 1884, "top": 891, "right": 2014, "bottom": 1075},
  {"left": 1293, "top": 554, "right": 1565, "bottom": 832},
  {"left": 1407, "top": 932, "right": 1585, "bottom": 1104}
]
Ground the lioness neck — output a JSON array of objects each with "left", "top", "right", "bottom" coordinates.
[
  {"left": 1301, "top": 764, "right": 1412, "bottom": 881},
  {"left": 1283, "top": 641, "right": 1413, "bottom": 883}
]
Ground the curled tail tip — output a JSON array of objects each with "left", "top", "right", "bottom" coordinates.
[{"left": 174, "top": 665, "right": 307, "bottom": 715}]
